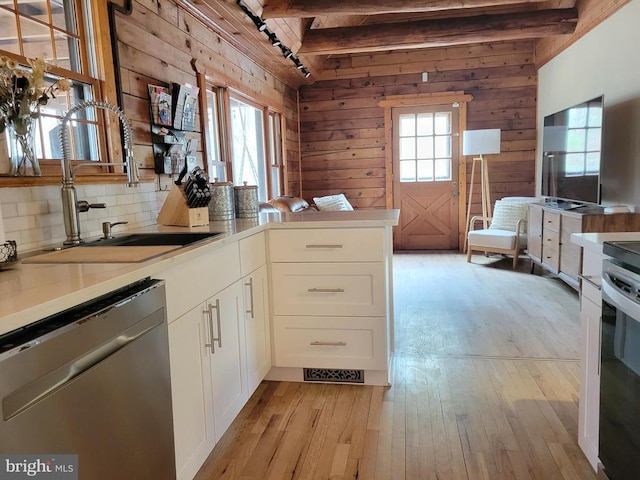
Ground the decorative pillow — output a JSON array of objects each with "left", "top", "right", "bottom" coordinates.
[
  {"left": 313, "top": 194, "right": 354, "bottom": 211},
  {"left": 489, "top": 200, "right": 529, "bottom": 232}
]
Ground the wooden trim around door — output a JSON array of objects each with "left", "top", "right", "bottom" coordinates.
[{"left": 379, "top": 91, "right": 473, "bottom": 250}]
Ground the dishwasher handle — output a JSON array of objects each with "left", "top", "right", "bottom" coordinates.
[{"left": 2, "top": 313, "right": 163, "bottom": 421}]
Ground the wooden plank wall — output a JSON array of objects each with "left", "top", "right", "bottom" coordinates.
[
  {"left": 298, "top": 41, "right": 537, "bottom": 211},
  {"left": 113, "top": 0, "right": 302, "bottom": 195}
]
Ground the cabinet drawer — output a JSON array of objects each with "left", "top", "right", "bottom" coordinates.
[
  {"left": 239, "top": 231, "right": 266, "bottom": 276},
  {"left": 272, "top": 316, "right": 386, "bottom": 370},
  {"left": 543, "top": 211, "right": 561, "bottom": 232},
  {"left": 543, "top": 228, "right": 559, "bottom": 248},
  {"left": 163, "top": 242, "right": 241, "bottom": 322},
  {"left": 542, "top": 245, "right": 560, "bottom": 272},
  {"left": 581, "top": 277, "right": 602, "bottom": 304},
  {"left": 582, "top": 249, "right": 605, "bottom": 279},
  {"left": 269, "top": 228, "right": 384, "bottom": 262},
  {"left": 271, "top": 262, "right": 386, "bottom": 317}
]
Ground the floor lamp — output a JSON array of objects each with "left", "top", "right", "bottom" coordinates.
[{"left": 463, "top": 128, "right": 501, "bottom": 252}]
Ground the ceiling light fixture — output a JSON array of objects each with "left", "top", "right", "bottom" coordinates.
[
  {"left": 235, "top": 0, "right": 310, "bottom": 79},
  {"left": 267, "top": 31, "right": 281, "bottom": 47}
]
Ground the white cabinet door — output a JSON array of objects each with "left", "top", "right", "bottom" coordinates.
[
  {"left": 243, "top": 264, "right": 271, "bottom": 394},
  {"left": 579, "top": 291, "right": 601, "bottom": 471},
  {"left": 207, "top": 280, "right": 247, "bottom": 441},
  {"left": 168, "top": 303, "right": 215, "bottom": 480}
]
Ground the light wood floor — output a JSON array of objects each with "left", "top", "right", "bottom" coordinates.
[{"left": 194, "top": 252, "right": 596, "bottom": 480}]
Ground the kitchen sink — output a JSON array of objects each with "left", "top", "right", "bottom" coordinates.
[
  {"left": 21, "top": 231, "right": 225, "bottom": 264},
  {"left": 85, "top": 232, "right": 224, "bottom": 247}
]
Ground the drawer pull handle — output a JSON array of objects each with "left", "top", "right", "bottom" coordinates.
[
  {"left": 578, "top": 274, "right": 602, "bottom": 291},
  {"left": 307, "top": 288, "right": 345, "bottom": 293},
  {"left": 204, "top": 299, "right": 222, "bottom": 354},
  {"left": 245, "top": 277, "right": 254, "bottom": 318},
  {"left": 310, "top": 341, "right": 347, "bottom": 347},
  {"left": 305, "top": 244, "right": 343, "bottom": 249}
]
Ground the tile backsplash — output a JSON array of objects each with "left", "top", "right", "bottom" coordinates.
[{"left": 0, "top": 182, "right": 162, "bottom": 252}]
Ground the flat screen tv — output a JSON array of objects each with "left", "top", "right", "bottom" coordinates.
[{"left": 541, "top": 95, "right": 604, "bottom": 206}]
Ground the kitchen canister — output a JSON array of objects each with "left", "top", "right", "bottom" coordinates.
[
  {"left": 208, "top": 178, "right": 235, "bottom": 221},
  {"left": 234, "top": 182, "right": 259, "bottom": 218}
]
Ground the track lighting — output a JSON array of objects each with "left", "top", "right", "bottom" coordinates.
[
  {"left": 267, "top": 31, "right": 281, "bottom": 47},
  {"left": 236, "top": 0, "right": 310, "bottom": 79}
]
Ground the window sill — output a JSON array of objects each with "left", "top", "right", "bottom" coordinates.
[{"left": 0, "top": 173, "right": 153, "bottom": 187}]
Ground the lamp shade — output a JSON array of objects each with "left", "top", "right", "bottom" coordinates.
[
  {"left": 462, "top": 129, "right": 501, "bottom": 156},
  {"left": 542, "top": 126, "right": 568, "bottom": 152}
]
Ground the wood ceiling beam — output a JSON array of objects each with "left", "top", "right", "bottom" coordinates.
[
  {"left": 262, "top": 0, "right": 548, "bottom": 18},
  {"left": 298, "top": 8, "right": 578, "bottom": 55}
]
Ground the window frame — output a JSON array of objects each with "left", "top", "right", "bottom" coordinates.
[
  {"left": 199, "top": 84, "right": 285, "bottom": 201},
  {"left": 0, "top": 0, "right": 124, "bottom": 186}
]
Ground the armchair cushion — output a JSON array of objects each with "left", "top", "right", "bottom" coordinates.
[{"left": 468, "top": 229, "right": 518, "bottom": 250}]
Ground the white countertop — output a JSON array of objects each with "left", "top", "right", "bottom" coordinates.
[
  {"left": 0, "top": 209, "right": 399, "bottom": 336},
  {"left": 571, "top": 231, "right": 640, "bottom": 254}
]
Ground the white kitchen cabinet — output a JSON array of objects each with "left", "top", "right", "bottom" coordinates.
[
  {"left": 578, "top": 248, "right": 604, "bottom": 472},
  {"left": 162, "top": 242, "right": 245, "bottom": 480},
  {"left": 243, "top": 264, "right": 270, "bottom": 393},
  {"left": 267, "top": 227, "right": 392, "bottom": 385},
  {"left": 168, "top": 303, "right": 213, "bottom": 480},
  {"left": 239, "top": 232, "right": 271, "bottom": 394},
  {"left": 206, "top": 280, "right": 247, "bottom": 440}
]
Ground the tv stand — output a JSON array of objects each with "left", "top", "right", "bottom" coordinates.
[{"left": 528, "top": 203, "right": 640, "bottom": 289}]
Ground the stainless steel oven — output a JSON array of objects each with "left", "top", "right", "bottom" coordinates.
[{"left": 600, "top": 241, "right": 640, "bottom": 480}]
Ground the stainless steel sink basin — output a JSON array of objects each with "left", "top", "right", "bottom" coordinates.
[{"left": 85, "top": 232, "right": 223, "bottom": 247}]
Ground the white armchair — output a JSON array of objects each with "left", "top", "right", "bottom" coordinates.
[{"left": 466, "top": 199, "right": 534, "bottom": 269}]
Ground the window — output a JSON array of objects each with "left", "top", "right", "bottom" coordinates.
[
  {"left": 268, "top": 111, "right": 283, "bottom": 198},
  {"left": 204, "top": 86, "right": 226, "bottom": 181},
  {"left": 228, "top": 94, "right": 283, "bottom": 202},
  {"left": 398, "top": 111, "right": 453, "bottom": 182},
  {"left": 565, "top": 100, "right": 602, "bottom": 176},
  {"left": 1, "top": 0, "right": 111, "bottom": 174},
  {"left": 229, "top": 97, "right": 266, "bottom": 200}
]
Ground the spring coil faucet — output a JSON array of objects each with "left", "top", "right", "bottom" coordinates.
[{"left": 58, "top": 100, "right": 140, "bottom": 245}]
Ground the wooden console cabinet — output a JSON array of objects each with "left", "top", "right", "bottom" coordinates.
[{"left": 528, "top": 204, "right": 640, "bottom": 289}]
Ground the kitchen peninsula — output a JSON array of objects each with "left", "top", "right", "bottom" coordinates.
[{"left": 0, "top": 209, "right": 398, "bottom": 480}]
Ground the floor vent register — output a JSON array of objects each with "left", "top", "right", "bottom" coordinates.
[{"left": 303, "top": 368, "right": 364, "bottom": 384}]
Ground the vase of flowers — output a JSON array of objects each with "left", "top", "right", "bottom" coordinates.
[{"left": 0, "top": 56, "right": 69, "bottom": 176}]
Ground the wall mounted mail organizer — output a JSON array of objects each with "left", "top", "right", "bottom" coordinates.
[{"left": 148, "top": 83, "right": 200, "bottom": 175}]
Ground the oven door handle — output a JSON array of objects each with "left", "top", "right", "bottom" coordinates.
[{"left": 602, "top": 272, "right": 640, "bottom": 319}]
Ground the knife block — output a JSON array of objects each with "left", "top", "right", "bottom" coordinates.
[{"left": 157, "top": 185, "right": 209, "bottom": 227}]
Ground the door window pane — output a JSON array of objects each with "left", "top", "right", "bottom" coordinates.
[
  {"left": 399, "top": 115, "right": 415, "bottom": 137},
  {"left": 416, "top": 113, "right": 433, "bottom": 136},
  {"left": 400, "top": 160, "right": 416, "bottom": 182},
  {"left": 416, "top": 137, "right": 434, "bottom": 159},
  {"left": 435, "top": 136, "right": 451, "bottom": 158},
  {"left": 417, "top": 160, "right": 434, "bottom": 181},
  {"left": 435, "top": 112, "right": 451, "bottom": 134},
  {"left": 399, "top": 137, "right": 415, "bottom": 160},
  {"left": 435, "top": 158, "right": 451, "bottom": 180}
]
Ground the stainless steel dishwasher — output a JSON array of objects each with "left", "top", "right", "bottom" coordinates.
[{"left": 0, "top": 278, "right": 175, "bottom": 480}]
